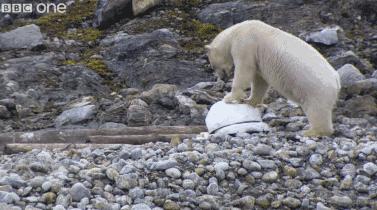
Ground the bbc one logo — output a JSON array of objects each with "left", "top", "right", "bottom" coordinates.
[{"left": 0, "top": 3, "right": 67, "bottom": 14}]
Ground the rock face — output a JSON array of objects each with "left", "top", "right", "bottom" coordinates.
[
  {"left": 0, "top": 24, "right": 43, "bottom": 50},
  {"left": 94, "top": 0, "right": 133, "bottom": 28},
  {"left": 205, "top": 100, "right": 269, "bottom": 135},
  {"left": 197, "top": 1, "right": 265, "bottom": 28},
  {"left": 101, "top": 29, "right": 213, "bottom": 89}
]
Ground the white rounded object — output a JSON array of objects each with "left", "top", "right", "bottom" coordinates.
[{"left": 205, "top": 100, "right": 263, "bottom": 134}]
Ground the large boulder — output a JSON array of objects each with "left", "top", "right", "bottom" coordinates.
[
  {"left": 176, "top": 94, "right": 208, "bottom": 124},
  {"left": 101, "top": 29, "right": 213, "bottom": 89},
  {"left": 133, "top": 0, "right": 161, "bottom": 16},
  {"left": 305, "top": 27, "right": 340, "bottom": 46},
  {"left": 55, "top": 105, "right": 97, "bottom": 127},
  {"left": 94, "top": 0, "right": 162, "bottom": 28},
  {"left": 197, "top": 1, "right": 265, "bottom": 28},
  {"left": 329, "top": 51, "right": 374, "bottom": 74},
  {"left": 127, "top": 99, "right": 152, "bottom": 126},
  {"left": 344, "top": 96, "right": 377, "bottom": 117},
  {"left": 205, "top": 100, "right": 269, "bottom": 135},
  {"left": 337, "top": 64, "right": 365, "bottom": 87},
  {"left": 197, "top": 0, "right": 310, "bottom": 30},
  {"left": 94, "top": 0, "right": 133, "bottom": 29},
  {"left": 141, "top": 84, "right": 177, "bottom": 107},
  {"left": 0, "top": 24, "right": 43, "bottom": 50}
]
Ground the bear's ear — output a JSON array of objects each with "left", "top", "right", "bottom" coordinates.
[{"left": 205, "top": 45, "right": 212, "bottom": 51}]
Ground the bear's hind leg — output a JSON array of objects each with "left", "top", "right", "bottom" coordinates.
[
  {"left": 303, "top": 104, "right": 334, "bottom": 137},
  {"left": 244, "top": 74, "right": 269, "bottom": 107}
]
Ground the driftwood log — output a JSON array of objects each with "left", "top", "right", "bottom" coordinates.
[{"left": 0, "top": 126, "right": 207, "bottom": 154}]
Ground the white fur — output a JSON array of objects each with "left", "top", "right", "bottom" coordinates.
[{"left": 207, "top": 20, "right": 341, "bottom": 136}]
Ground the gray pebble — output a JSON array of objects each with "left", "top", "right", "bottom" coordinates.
[
  {"left": 131, "top": 148, "right": 143, "bottom": 160},
  {"left": 131, "top": 203, "right": 151, "bottom": 210},
  {"left": 253, "top": 144, "right": 273, "bottom": 156},
  {"left": 116, "top": 174, "right": 138, "bottom": 190},
  {"left": 165, "top": 168, "right": 181, "bottom": 178},
  {"left": 257, "top": 159, "right": 276, "bottom": 169},
  {"left": 207, "top": 183, "right": 219, "bottom": 195},
  {"left": 150, "top": 160, "right": 178, "bottom": 170},
  {"left": 316, "top": 202, "right": 331, "bottom": 210},
  {"left": 262, "top": 171, "right": 278, "bottom": 182},
  {"left": 129, "top": 187, "right": 145, "bottom": 200},
  {"left": 182, "top": 179, "right": 195, "bottom": 189},
  {"left": 330, "top": 195, "right": 352, "bottom": 207},
  {"left": 309, "top": 154, "right": 323, "bottom": 166},
  {"left": 363, "top": 162, "right": 377, "bottom": 176},
  {"left": 242, "top": 160, "right": 261, "bottom": 171},
  {"left": 52, "top": 205, "right": 66, "bottom": 210},
  {"left": 340, "top": 163, "right": 356, "bottom": 177},
  {"left": 69, "top": 183, "right": 90, "bottom": 202}
]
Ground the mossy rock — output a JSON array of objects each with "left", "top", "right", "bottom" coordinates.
[
  {"left": 64, "top": 28, "right": 102, "bottom": 42},
  {"left": 63, "top": 60, "right": 78, "bottom": 65},
  {"left": 35, "top": 0, "right": 99, "bottom": 39},
  {"left": 84, "top": 58, "right": 110, "bottom": 78}
]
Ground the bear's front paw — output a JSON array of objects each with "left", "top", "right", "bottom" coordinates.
[
  {"left": 243, "top": 97, "right": 260, "bottom": 107},
  {"left": 224, "top": 93, "right": 244, "bottom": 104}
]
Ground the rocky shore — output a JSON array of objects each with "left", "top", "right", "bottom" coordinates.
[{"left": 0, "top": 0, "right": 376, "bottom": 209}]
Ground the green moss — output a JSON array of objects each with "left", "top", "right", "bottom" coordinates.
[
  {"left": 0, "top": 19, "right": 32, "bottom": 33},
  {"left": 35, "top": 0, "right": 99, "bottom": 39},
  {"left": 63, "top": 60, "right": 77, "bottom": 65},
  {"left": 64, "top": 28, "right": 102, "bottom": 42},
  {"left": 174, "top": 0, "right": 202, "bottom": 8},
  {"left": 84, "top": 58, "right": 110, "bottom": 78},
  {"left": 158, "top": 10, "right": 221, "bottom": 52},
  {"left": 132, "top": 18, "right": 170, "bottom": 34},
  {"left": 192, "top": 19, "right": 221, "bottom": 41}
]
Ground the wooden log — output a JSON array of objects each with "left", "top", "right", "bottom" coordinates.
[
  {"left": 0, "top": 126, "right": 206, "bottom": 145},
  {"left": 3, "top": 144, "right": 123, "bottom": 154},
  {"left": 88, "top": 134, "right": 197, "bottom": 144},
  {"left": 3, "top": 133, "right": 196, "bottom": 154}
]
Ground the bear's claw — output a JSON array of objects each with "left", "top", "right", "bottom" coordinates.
[
  {"left": 243, "top": 97, "right": 260, "bottom": 107},
  {"left": 224, "top": 92, "right": 245, "bottom": 104}
]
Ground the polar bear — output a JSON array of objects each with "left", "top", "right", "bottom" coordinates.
[{"left": 206, "top": 20, "right": 341, "bottom": 137}]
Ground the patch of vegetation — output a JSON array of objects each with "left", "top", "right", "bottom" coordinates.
[
  {"left": 172, "top": 0, "right": 202, "bottom": 9},
  {"left": 63, "top": 60, "right": 77, "bottom": 65},
  {"left": 64, "top": 28, "right": 102, "bottom": 42},
  {"left": 84, "top": 58, "right": 110, "bottom": 78},
  {"left": 132, "top": 18, "right": 170, "bottom": 34},
  {"left": 35, "top": 0, "right": 99, "bottom": 40},
  {"left": 169, "top": 11, "right": 221, "bottom": 52},
  {"left": 192, "top": 19, "right": 221, "bottom": 41},
  {"left": 0, "top": 19, "right": 33, "bottom": 33}
]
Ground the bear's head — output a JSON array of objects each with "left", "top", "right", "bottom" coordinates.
[{"left": 205, "top": 45, "right": 233, "bottom": 81}]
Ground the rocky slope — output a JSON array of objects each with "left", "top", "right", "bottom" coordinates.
[
  {"left": 0, "top": 0, "right": 376, "bottom": 209},
  {"left": 0, "top": 0, "right": 376, "bottom": 131}
]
